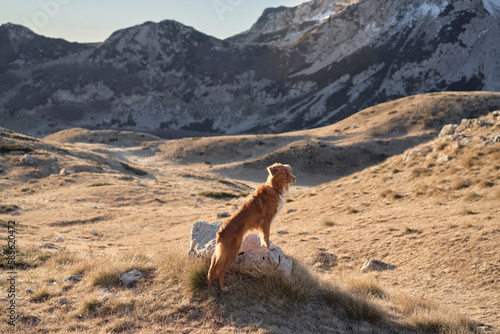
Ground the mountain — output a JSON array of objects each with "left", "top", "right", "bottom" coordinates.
[
  {"left": 1, "top": 0, "right": 500, "bottom": 137},
  {"left": 227, "top": 0, "right": 358, "bottom": 46}
]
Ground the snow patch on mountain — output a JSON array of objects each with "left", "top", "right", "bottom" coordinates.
[{"left": 483, "top": 0, "right": 500, "bottom": 18}]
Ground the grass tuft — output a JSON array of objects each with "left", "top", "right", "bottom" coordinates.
[
  {"left": 185, "top": 258, "right": 209, "bottom": 292},
  {"left": 82, "top": 298, "right": 102, "bottom": 314},
  {"left": 1, "top": 246, "right": 52, "bottom": 270},
  {"left": 380, "top": 189, "right": 403, "bottom": 200},
  {"left": 452, "top": 178, "right": 472, "bottom": 190},
  {"left": 321, "top": 285, "right": 386, "bottom": 324},
  {"left": 30, "top": 289, "right": 51, "bottom": 303},
  {"left": 349, "top": 278, "right": 386, "bottom": 299},
  {"left": 266, "top": 260, "right": 321, "bottom": 303},
  {"left": 347, "top": 206, "right": 359, "bottom": 214},
  {"left": 323, "top": 219, "right": 335, "bottom": 227}
]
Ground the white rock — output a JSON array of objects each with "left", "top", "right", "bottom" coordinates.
[
  {"left": 231, "top": 234, "right": 293, "bottom": 278},
  {"left": 439, "top": 124, "right": 457, "bottom": 137},
  {"left": 187, "top": 221, "right": 222, "bottom": 258},
  {"left": 188, "top": 221, "right": 292, "bottom": 278},
  {"left": 436, "top": 153, "right": 451, "bottom": 163},
  {"left": 360, "top": 258, "right": 395, "bottom": 273},
  {"left": 120, "top": 269, "right": 142, "bottom": 287}
]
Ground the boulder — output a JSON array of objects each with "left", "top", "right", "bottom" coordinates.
[
  {"left": 120, "top": 269, "right": 142, "bottom": 287},
  {"left": 188, "top": 221, "right": 223, "bottom": 258},
  {"left": 188, "top": 221, "right": 292, "bottom": 277},
  {"left": 217, "top": 212, "right": 231, "bottom": 219},
  {"left": 360, "top": 258, "right": 395, "bottom": 273},
  {"left": 439, "top": 124, "right": 457, "bottom": 137},
  {"left": 231, "top": 234, "right": 293, "bottom": 278}
]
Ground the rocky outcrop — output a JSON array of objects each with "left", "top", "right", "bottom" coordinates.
[{"left": 188, "top": 221, "right": 292, "bottom": 278}]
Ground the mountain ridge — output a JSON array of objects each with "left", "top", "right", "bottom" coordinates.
[{"left": 1, "top": 0, "right": 499, "bottom": 137}]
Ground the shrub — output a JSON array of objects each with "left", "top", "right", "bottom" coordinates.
[
  {"left": 30, "top": 289, "right": 51, "bottom": 303},
  {"left": 323, "top": 220, "right": 335, "bottom": 227},
  {"left": 199, "top": 191, "right": 241, "bottom": 199}
]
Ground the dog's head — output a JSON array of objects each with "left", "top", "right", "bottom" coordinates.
[{"left": 266, "top": 163, "right": 296, "bottom": 194}]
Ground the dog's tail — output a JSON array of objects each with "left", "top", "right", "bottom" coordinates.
[{"left": 207, "top": 245, "right": 221, "bottom": 286}]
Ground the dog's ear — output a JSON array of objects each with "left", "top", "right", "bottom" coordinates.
[{"left": 267, "top": 164, "right": 281, "bottom": 177}]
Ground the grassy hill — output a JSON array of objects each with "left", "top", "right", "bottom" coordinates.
[{"left": 1, "top": 92, "right": 499, "bottom": 333}]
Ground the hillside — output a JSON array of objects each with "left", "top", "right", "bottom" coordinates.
[{"left": 1, "top": 92, "right": 499, "bottom": 332}]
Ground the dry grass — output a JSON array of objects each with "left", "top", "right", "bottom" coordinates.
[
  {"left": 2, "top": 97, "right": 500, "bottom": 333},
  {"left": 323, "top": 219, "right": 335, "bottom": 227},
  {"left": 380, "top": 189, "right": 403, "bottom": 200},
  {"left": 451, "top": 178, "right": 472, "bottom": 190},
  {"left": 1, "top": 248, "right": 481, "bottom": 333}
]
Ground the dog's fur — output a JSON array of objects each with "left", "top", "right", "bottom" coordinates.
[{"left": 207, "top": 163, "right": 296, "bottom": 290}]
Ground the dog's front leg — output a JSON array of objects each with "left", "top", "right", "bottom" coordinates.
[{"left": 260, "top": 218, "right": 276, "bottom": 251}]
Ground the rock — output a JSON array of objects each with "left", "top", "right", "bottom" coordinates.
[
  {"left": 91, "top": 231, "right": 99, "bottom": 236},
  {"left": 436, "top": 153, "right": 451, "bottom": 163},
  {"left": 20, "top": 154, "right": 35, "bottom": 164},
  {"left": 287, "top": 209, "right": 297, "bottom": 213},
  {"left": 188, "top": 221, "right": 293, "bottom": 278},
  {"left": 231, "top": 234, "right": 292, "bottom": 278},
  {"left": 99, "top": 287, "right": 109, "bottom": 292},
  {"left": 59, "top": 298, "right": 69, "bottom": 305},
  {"left": 486, "top": 132, "right": 500, "bottom": 145},
  {"left": 60, "top": 168, "right": 68, "bottom": 176},
  {"left": 63, "top": 275, "right": 81, "bottom": 283},
  {"left": 25, "top": 288, "right": 34, "bottom": 294},
  {"left": 276, "top": 230, "right": 289, "bottom": 235},
  {"left": 360, "top": 259, "right": 395, "bottom": 273},
  {"left": 187, "top": 221, "right": 222, "bottom": 258},
  {"left": 120, "top": 269, "right": 142, "bottom": 287},
  {"left": 41, "top": 243, "right": 58, "bottom": 249},
  {"left": 439, "top": 124, "right": 457, "bottom": 137},
  {"left": 217, "top": 212, "right": 231, "bottom": 219},
  {"left": 56, "top": 237, "right": 64, "bottom": 242}
]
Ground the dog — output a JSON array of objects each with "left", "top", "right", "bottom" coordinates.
[{"left": 207, "top": 163, "right": 296, "bottom": 290}]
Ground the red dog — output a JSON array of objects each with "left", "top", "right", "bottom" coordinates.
[{"left": 207, "top": 163, "right": 296, "bottom": 290}]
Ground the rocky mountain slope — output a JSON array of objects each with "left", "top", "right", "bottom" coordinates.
[{"left": 1, "top": 0, "right": 500, "bottom": 137}]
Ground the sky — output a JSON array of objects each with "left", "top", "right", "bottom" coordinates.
[{"left": 0, "top": 0, "right": 307, "bottom": 43}]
